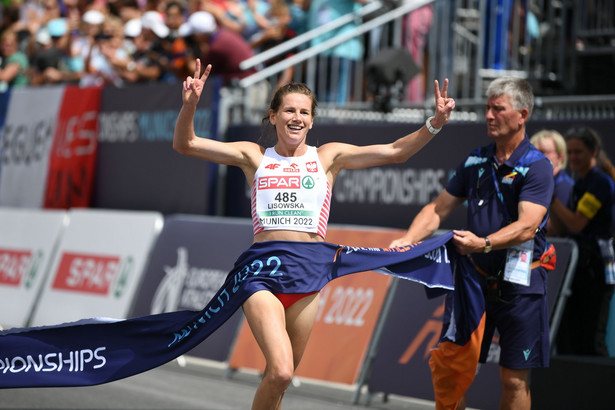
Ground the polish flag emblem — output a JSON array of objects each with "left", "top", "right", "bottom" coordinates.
[{"left": 306, "top": 161, "right": 318, "bottom": 173}]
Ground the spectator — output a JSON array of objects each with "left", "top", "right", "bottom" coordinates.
[
  {"left": 81, "top": 15, "right": 129, "bottom": 87},
  {"left": 29, "top": 18, "right": 68, "bottom": 85},
  {"left": 286, "top": 0, "right": 308, "bottom": 35},
  {"left": 128, "top": 10, "right": 169, "bottom": 82},
  {"left": 114, "top": 0, "right": 142, "bottom": 24},
  {"left": 70, "top": 9, "right": 106, "bottom": 82},
  {"left": 551, "top": 127, "right": 615, "bottom": 356},
  {"left": 403, "top": 3, "right": 433, "bottom": 102},
  {"left": 162, "top": 1, "right": 191, "bottom": 82},
  {"left": 530, "top": 129, "right": 574, "bottom": 236},
  {"left": 0, "top": 4, "right": 21, "bottom": 36},
  {"left": 304, "top": 0, "right": 365, "bottom": 103},
  {"left": 249, "top": 0, "right": 296, "bottom": 88},
  {"left": 0, "top": 28, "right": 30, "bottom": 90},
  {"left": 115, "top": 14, "right": 166, "bottom": 84},
  {"left": 179, "top": 10, "right": 255, "bottom": 84}
]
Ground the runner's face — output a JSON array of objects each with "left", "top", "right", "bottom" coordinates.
[
  {"left": 485, "top": 94, "right": 525, "bottom": 139},
  {"left": 270, "top": 93, "right": 313, "bottom": 150}
]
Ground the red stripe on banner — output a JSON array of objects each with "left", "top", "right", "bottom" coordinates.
[{"left": 44, "top": 85, "right": 102, "bottom": 209}]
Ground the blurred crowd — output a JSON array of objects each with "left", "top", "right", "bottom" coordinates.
[{"left": 0, "top": 0, "right": 313, "bottom": 89}]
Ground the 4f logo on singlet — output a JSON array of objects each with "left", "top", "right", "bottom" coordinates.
[{"left": 265, "top": 163, "right": 280, "bottom": 170}]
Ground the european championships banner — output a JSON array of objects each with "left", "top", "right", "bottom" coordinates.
[
  {"left": 0, "top": 86, "right": 65, "bottom": 207},
  {"left": 0, "top": 85, "right": 101, "bottom": 209},
  {"left": 129, "top": 215, "right": 254, "bottom": 362},
  {"left": 0, "top": 232, "right": 455, "bottom": 388},
  {"left": 92, "top": 79, "right": 221, "bottom": 215},
  {"left": 43, "top": 85, "right": 101, "bottom": 209}
]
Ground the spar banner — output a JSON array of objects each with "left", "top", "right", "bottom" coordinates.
[
  {"left": 30, "top": 209, "right": 163, "bottom": 327},
  {"left": 229, "top": 226, "right": 413, "bottom": 385},
  {"left": 92, "top": 79, "right": 220, "bottom": 215},
  {"left": 0, "top": 86, "right": 65, "bottom": 207},
  {"left": 0, "top": 208, "right": 67, "bottom": 328},
  {"left": 129, "top": 215, "right": 254, "bottom": 362},
  {"left": 44, "top": 85, "right": 101, "bottom": 209},
  {"left": 224, "top": 119, "right": 615, "bottom": 230}
]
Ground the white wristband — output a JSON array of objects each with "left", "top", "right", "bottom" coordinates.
[{"left": 425, "top": 116, "right": 442, "bottom": 135}]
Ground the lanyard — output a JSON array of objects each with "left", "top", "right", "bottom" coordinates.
[{"left": 489, "top": 161, "right": 512, "bottom": 223}]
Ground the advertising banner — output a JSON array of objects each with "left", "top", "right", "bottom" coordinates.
[
  {"left": 0, "top": 86, "right": 65, "bottom": 207},
  {"left": 30, "top": 209, "right": 163, "bottom": 326},
  {"left": 44, "top": 85, "right": 101, "bottom": 209},
  {"left": 129, "top": 215, "right": 254, "bottom": 362},
  {"left": 0, "top": 208, "right": 67, "bottom": 328},
  {"left": 228, "top": 226, "right": 404, "bottom": 384},
  {"left": 92, "top": 80, "right": 220, "bottom": 215}
]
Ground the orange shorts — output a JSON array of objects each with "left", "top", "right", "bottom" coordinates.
[{"left": 273, "top": 291, "right": 318, "bottom": 309}]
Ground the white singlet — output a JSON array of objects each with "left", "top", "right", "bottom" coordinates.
[{"left": 251, "top": 146, "right": 331, "bottom": 238}]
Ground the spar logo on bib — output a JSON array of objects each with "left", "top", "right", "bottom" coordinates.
[
  {"left": 52, "top": 252, "right": 133, "bottom": 297},
  {"left": 258, "top": 176, "right": 301, "bottom": 190},
  {"left": 302, "top": 176, "right": 315, "bottom": 189}
]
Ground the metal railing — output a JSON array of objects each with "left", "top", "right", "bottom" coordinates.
[{"left": 222, "top": 0, "right": 615, "bottom": 126}]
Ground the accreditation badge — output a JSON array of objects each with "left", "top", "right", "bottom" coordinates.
[{"left": 503, "top": 239, "right": 534, "bottom": 286}]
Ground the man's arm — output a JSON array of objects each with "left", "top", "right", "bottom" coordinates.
[
  {"left": 390, "top": 190, "right": 465, "bottom": 247},
  {"left": 452, "top": 200, "right": 547, "bottom": 254}
]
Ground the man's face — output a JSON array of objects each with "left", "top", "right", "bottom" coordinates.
[
  {"left": 166, "top": 5, "right": 184, "bottom": 30},
  {"left": 485, "top": 94, "right": 525, "bottom": 139}
]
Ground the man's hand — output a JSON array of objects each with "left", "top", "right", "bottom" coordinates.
[{"left": 452, "top": 229, "right": 485, "bottom": 255}]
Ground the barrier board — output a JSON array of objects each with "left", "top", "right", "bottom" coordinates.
[
  {"left": 228, "top": 226, "right": 404, "bottom": 385},
  {"left": 0, "top": 208, "right": 67, "bottom": 328},
  {"left": 362, "top": 237, "right": 577, "bottom": 409},
  {"left": 30, "top": 209, "right": 163, "bottom": 326},
  {"left": 129, "top": 215, "right": 253, "bottom": 362}
]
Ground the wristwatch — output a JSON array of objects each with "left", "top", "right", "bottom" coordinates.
[{"left": 483, "top": 237, "right": 492, "bottom": 253}]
